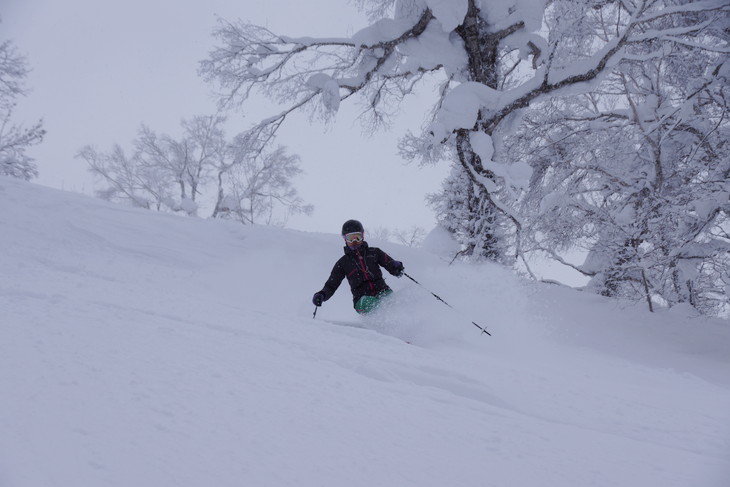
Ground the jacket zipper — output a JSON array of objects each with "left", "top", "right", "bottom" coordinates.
[{"left": 355, "top": 251, "right": 376, "bottom": 294}]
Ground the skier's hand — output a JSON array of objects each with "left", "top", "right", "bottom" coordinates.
[
  {"left": 312, "top": 292, "right": 325, "bottom": 307},
  {"left": 391, "top": 261, "right": 404, "bottom": 277}
]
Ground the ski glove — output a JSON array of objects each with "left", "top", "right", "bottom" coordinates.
[
  {"left": 391, "top": 261, "right": 404, "bottom": 277},
  {"left": 312, "top": 292, "right": 325, "bottom": 307}
]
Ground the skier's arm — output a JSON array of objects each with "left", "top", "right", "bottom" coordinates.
[
  {"left": 319, "top": 260, "right": 346, "bottom": 301},
  {"left": 376, "top": 248, "right": 404, "bottom": 276}
]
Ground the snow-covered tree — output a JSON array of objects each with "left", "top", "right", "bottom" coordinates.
[
  {"left": 80, "top": 116, "right": 226, "bottom": 214},
  {"left": 393, "top": 225, "right": 427, "bottom": 247},
  {"left": 78, "top": 143, "right": 169, "bottom": 210},
  {"left": 214, "top": 139, "right": 313, "bottom": 225},
  {"left": 0, "top": 34, "right": 45, "bottom": 180},
  {"left": 133, "top": 115, "right": 228, "bottom": 215},
  {"left": 427, "top": 164, "right": 504, "bottom": 260},
  {"left": 80, "top": 115, "right": 312, "bottom": 224},
  {"left": 511, "top": 7, "right": 730, "bottom": 315},
  {"left": 366, "top": 225, "right": 426, "bottom": 246},
  {"left": 201, "top": 0, "right": 728, "bottom": 262}
]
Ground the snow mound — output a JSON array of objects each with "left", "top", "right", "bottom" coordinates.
[{"left": 421, "top": 224, "right": 460, "bottom": 258}]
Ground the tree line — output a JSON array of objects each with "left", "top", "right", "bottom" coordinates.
[{"left": 77, "top": 115, "right": 312, "bottom": 225}]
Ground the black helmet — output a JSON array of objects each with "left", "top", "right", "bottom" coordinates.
[{"left": 341, "top": 219, "right": 364, "bottom": 235}]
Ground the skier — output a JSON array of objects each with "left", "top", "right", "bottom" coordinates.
[{"left": 312, "top": 219, "right": 404, "bottom": 314}]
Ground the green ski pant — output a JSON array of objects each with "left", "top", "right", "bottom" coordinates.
[{"left": 355, "top": 289, "right": 393, "bottom": 314}]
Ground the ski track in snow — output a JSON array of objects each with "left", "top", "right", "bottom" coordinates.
[{"left": 1, "top": 176, "right": 730, "bottom": 487}]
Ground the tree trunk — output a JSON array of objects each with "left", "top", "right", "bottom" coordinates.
[{"left": 212, "top": 169, "right": 226, "bottom": 218}]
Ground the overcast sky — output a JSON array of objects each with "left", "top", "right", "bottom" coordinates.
[{"left": 3, "top": 0, "right": 450, "bottom": 235}]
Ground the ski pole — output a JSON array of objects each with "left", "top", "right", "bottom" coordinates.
[
  {"left": 403, "top": 272, "right": 492, "bottom": 336},
  {"left": 313, "top": 306, "right": 318, "bottom": 319}
]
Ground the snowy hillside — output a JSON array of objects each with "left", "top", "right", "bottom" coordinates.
[{"left": 2, "top": 176, "right": 729, "bottom": 487}]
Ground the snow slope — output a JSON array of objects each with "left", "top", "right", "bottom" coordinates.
[{"left": 1, "top": 176, "right": 729, "bottom": 487}]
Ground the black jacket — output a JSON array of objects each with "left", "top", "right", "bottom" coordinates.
[{"left": 318, "top": 242, "right": 400, "bottom": 305}]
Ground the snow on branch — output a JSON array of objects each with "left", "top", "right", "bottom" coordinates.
[
  {"left": 201, "top": 8, "right": 438, "bottom": 137},
  {"left": 634, "top": 0, "right": 730, "bottom": 24}
]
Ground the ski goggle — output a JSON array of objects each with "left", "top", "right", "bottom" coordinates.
[{"left": 344, "top": 232, "right": 364, "bottom": 244}]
